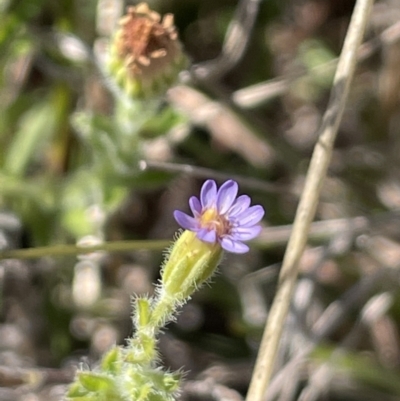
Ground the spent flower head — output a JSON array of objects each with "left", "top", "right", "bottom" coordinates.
[
  {"left": 108, "top": 3, "right": 188, "bottom": 99},
  {"left": 174, "top": 180, "right": 264, "bottom": 254}
]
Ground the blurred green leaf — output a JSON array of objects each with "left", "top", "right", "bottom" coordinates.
[
  {"left": 314, "top": 346, "right": 400, "bottom": 396},
  {"left": 139, "top": 105, "right": 187, "bottom": 139},
  {"left": 4, "top": 97, "right": 58, "bottom": 176}
]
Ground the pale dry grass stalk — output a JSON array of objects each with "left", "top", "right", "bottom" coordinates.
[
  {"left": 245, "top": 0, "right": 375, "bottom": 400},
  {"left": 0, "top": 240, "right": 168, "bottom": 260}
]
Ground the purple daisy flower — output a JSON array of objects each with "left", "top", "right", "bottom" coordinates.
[{"left": 173, "top": 180, "right": 265, "bottom": 254}]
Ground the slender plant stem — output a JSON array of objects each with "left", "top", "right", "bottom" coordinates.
[
  {"left": 245, "top": 1, "right": 375, "bottom": 400},
  {"left": 0, "top": 240, "right": 168, "bottom": 260},
  {"left": 0, "top": 215, "right": 373, "bottom": 261}
]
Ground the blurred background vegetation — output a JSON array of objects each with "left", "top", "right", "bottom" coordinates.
[{"left": 1, "top": 0, "right": 400, "bottom": 400}]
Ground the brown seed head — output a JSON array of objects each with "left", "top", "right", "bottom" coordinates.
[{"left": 114, "top": 3, "right": 181, "bottom": 80}]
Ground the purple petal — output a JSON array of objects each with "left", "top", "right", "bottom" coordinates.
[
  {"left": 236, "top": 205, "right": 265, "bottom": 227},
  {"left": 231, "top": 226, "right": 262, "bottom": 241},
  {"left": 220, "top": 237, "right": 249, "bottom": 254},
  {"left": 189, "top": 196, "right": 202, "bottom": 217},
  {"left": 174, "top": 210, "right": 198, "bottom": 230},
  {"left": 200, "top": 180, "right": 217, "bottom": 209},
  {"left": 216, "top": 180, "right": 238, "bottom": 214},
  {"left": 228, "top": 195, "right": 251, "bottom": 217},
  {"left": 197, "top": 228, "right": 217, "bottom": 243}
]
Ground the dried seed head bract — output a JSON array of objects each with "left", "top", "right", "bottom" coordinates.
[{"left": 108, "top": 3, "right": 188, "bottom": 99}]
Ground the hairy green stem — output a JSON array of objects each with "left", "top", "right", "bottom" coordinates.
[{"left": 150, "top": 294, "right": 178, "bottom": 332}]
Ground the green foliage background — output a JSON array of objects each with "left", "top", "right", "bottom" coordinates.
[{"left": 1, "top": 0, "right": 400, "bottom": 400}]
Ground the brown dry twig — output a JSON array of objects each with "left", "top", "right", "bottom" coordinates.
[{"left": 191, "top": 0, "right": 262, "bottom": 81}]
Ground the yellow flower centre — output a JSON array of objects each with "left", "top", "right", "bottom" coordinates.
[{"left": 200, "top": 208, "right": 231, "bottom": 237}]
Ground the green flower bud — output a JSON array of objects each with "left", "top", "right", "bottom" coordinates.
[
  {"left": 161, "top": 230, "right": 223, "bottom": 300},
  {"left": 107, "top": 3, "right": 188, "bottom": 99}
]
